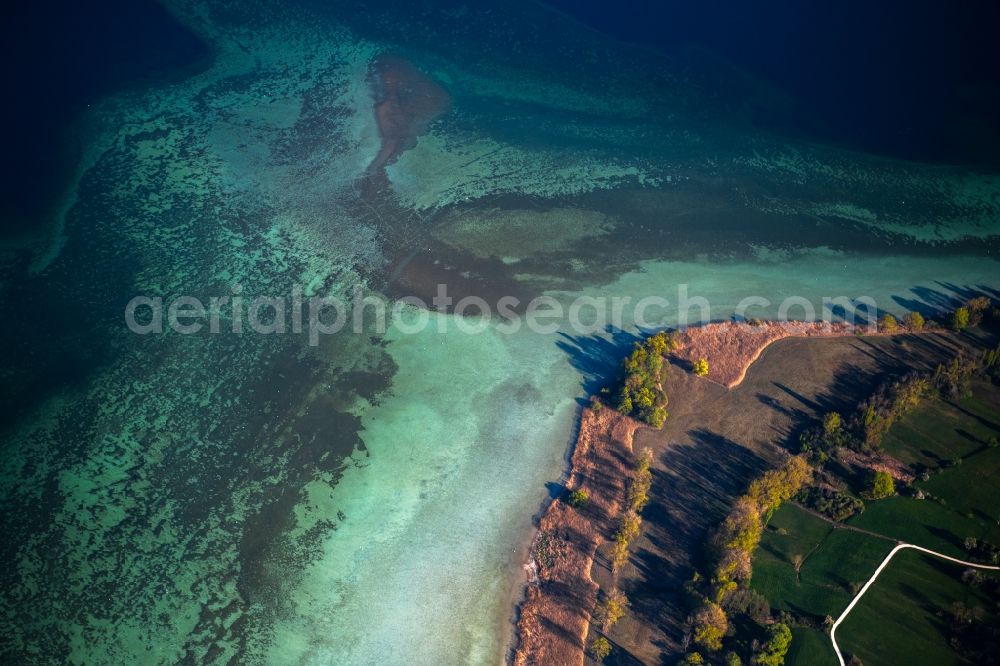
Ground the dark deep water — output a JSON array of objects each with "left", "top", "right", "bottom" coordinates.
[
  {"left": 545, "top": 0, "right": 1000, "bottom": 167},
  {"left": 1, "top": 1, "right": 209, "bottom": 243},
  {"left": 5, "top": 0, "right": 1000, "bottom": 247}
]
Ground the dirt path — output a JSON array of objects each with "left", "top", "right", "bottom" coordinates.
[
  {"left": 829, "top": 543, "right": 1000, "bottom": 666},
  {"left": 790, "top": 502, "right": 899, "bottom": 543}
]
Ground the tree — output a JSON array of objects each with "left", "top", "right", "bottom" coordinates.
[
  {"left": 693, "top": 358, "right": 710, "bottom": 377},
  {"left": 718, "top": 547, "right": 752, "bottom": 582},
  {"left": 628, "top": 450, "right": 653, "bottom": 512},
  {"left": 595, "top": 588, "right": 629, "bottom": 631},
  {"left": 754, "top": 622, "right": 792, "bottom": 666},
  {"left": 618, "top": 511, "right": 642, "bottom": 542},
  {"left": 966, "top": 296, "right": 990, "bottom": 327},
  {"left": 589, "top": 636, "right": 612, "bottom": 661},
  {"left": 879, "top": 314, "right": 898, "bottom": 332},
  {"left": 718, "top": 497, "right": 762, "bottom": 553},
  {"left": 720, "top": 587, "right": 770, "bottom": 625},
  {"left": 951, "top": 306, "right": 970, "bottom": 331},
  {"left": 610, "top": 534, "right": 630, "bottom": 572},
  {"left": 725, "top": 652, "right": 743, "bottom": 666},
  {"left": 692, "top": 602, "right": 728, "bottom": 651},
  {"left": 870, "top": 471, "right": 895, "bottom": 499},
  {"left": 568, "top": 488, "right": 589, "bottom": 507},
  {"left": 903, "top": 311, "right": 925, "bottom": 331},
  {"left": 681, "top": 653, "right": 705, "bottom": 666}
]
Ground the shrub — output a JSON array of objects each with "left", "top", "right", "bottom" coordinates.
[
  {"left": 823, "top": 412, "right": 842, "bottom": 435},
  {"left": 681, "top": 653, "right": 705, "bottom": 665},
  {"left": 568, "top": 488, "right": 589, "bottom": 507},
  {"left": 534, "top": 532, "right": 557, "bottom": 570},
  {"left": 589, "top": 636, "right": 612, "bottom": 661},
  {"left": 903, "top": 311, "right": 925, "bottom": 331},
  {"left": 693, "top": 358, "right": 710, "bottom": 377}
]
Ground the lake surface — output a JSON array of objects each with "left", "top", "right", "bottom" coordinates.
[{"left": 2, "top": 1, "right": 998, "bottom": 663}]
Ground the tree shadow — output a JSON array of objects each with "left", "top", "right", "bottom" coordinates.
[
  {"left": 619, "top": 430, "right": 768, "bottom": 653},
  {"left": 556, "top": 325, "right": 642, "bottom": 396},
  {"left": 925, "top": 525, "right": 966, "bottom": 553}
]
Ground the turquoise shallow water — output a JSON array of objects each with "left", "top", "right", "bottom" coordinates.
[{"left": 2, "top": 1, "right": 999, "bottom": 664}]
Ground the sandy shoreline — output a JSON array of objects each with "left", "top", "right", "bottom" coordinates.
[{"left": 512, "top": 404, "right": 641, "bottom": 665}]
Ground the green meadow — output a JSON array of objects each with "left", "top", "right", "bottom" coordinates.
[{"left": 753, "top": 379, "right": 1000, "bottom": 665}]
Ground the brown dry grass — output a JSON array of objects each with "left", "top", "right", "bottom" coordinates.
[{"left": 670, "top": 320, "right": 928, "bottom": 388}]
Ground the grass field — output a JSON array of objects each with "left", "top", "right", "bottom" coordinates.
[
  {"left": 849, "top": 383, "right": 1000, "bottom": 556},
  {"left": 881, "top": 384, "right": 1000, "bottom": 469},
  {"left": 848, "top": 493, "right": 997, "bottom": 558},
  {"left": 837, "top": 549, "right": 999, "bottom": 666},
  {"left": 753, "top": 504, "right": 892, "bottom": 619},
  {"left": 753, "top": 378, "right": 1000, "bottom": 665},
  {"left": 786, "top": 627, "right": 838, "bottom": 666}
]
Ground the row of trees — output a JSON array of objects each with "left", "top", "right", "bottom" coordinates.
[
  {"left": 587, "top": 448, "right": 654, "bottom": 662},
  {"left": 798, "top": 370, "right": 934, "bottom": 457},
  {"left": 683, "top": 457, "right": 810, "bottom": 663},
  {"left": 611, "top": 448, "right": 654, "bottom": 571},
  {"left": 795, "top": 486, "right": 865, "bottom": 521},
  {"left": 886, "top": 295, "right": 995, "bottom": 334},
  {"left": 855, "top": 373, "right": 931, "bottom": 451},
  {"left": 878, "top": 310, "right": 924, "bottom": 332},
  {"left": 709, "top": 456, "right": 811, "bottom": 593},
  {"left": 800, "top": 342, "right": 998, "bottom": 461}
]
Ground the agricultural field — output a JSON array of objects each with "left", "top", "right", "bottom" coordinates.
[
  {"left": 753, "top": 504, "right": 892, "bottom": 619},
  {"left": 838, "top": 549, "right": 999, "bottom": 666},
  {"left": 785, "top": 627, "right": 837, "bottom": 666},
  {"left": 752, "top": 378, "right": 1000, "bottom": 665},
  {"left": 880, "top": 382, "right": 1000, "bottom": 469}
]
